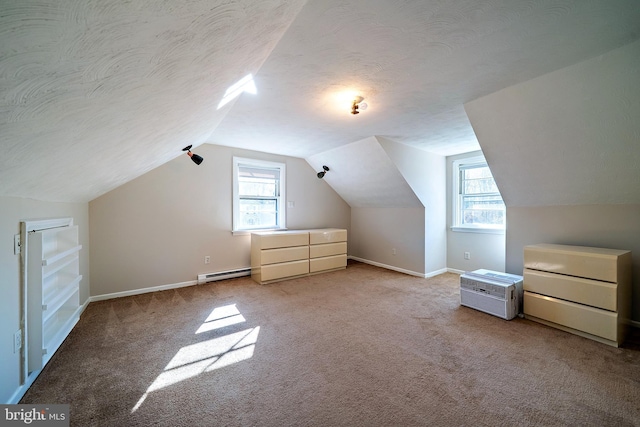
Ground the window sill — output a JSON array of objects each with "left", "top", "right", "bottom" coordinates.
[
  {"left": 451, "top": 226, "right": 505, "bottom": 235},
  {"left": 232, "top": 228, "right": 287, "bottom": 236}
]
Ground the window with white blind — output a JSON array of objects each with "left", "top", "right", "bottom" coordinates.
[
  {"left": 452, "top": 156, "right": 505, "bottom": 232},
  {"left": 233, "top": 157, "right": 286, "bottom": 232}
]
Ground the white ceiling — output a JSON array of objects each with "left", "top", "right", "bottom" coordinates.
[{"left": 1, "top": 0, "right": 639, "bottom": 203}]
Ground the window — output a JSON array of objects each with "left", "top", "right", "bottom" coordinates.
[
  {"left": 452, "top": 156, "right": 505, "bottom": 232},
  {"left": 233, "top": 157, "right": 285, "bottom": 232}
]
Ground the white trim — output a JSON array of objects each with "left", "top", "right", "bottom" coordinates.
[
  {"left": 8, "top": 296, "right": 90, "bottom": 404},
  {"left": 425, "top": 267, "right": 449, "bottom": 278},
  {"left": 8, "top": 372, "right": 39, "bottom": 404},
  {"left": 451, "top": 155, "right": 505, "bottom": 231},
  {"left": 19, "top": 218, "right": 76, "bottom": 387},
  {"left": 450, "top": 226, "right": 505, "bottom": 235},
  {"left": 630, "top": 320, "right": 640, "bottom": 329},
  {"left": 22, "top": 217, "right": 73, "bottom": 233},
  {"left": 348, "top": 256, "right": 447, "bottom": 278},
  {"left": 89, "top": 280, "right": 198, "bottom": 302},
  {"left": 232, "top": 227, "right": 288, "bottom": 236},
  {"left": 447, "top": 268, "right": 465, "bottom": 275},
  {"left": 232, "top": 156, "right": 286, "bottom": 233}
]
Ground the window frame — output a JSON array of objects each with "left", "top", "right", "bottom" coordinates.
[
  {"left": 232, "top": 157, "right": 286, "bottom": 234},
  {"left": 451, "top": 155, "right": 505, "bottom": 234}
]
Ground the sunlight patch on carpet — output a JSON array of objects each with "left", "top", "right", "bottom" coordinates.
[
  {"left": 132, "top": 304, "right": 259, "bottom": 413},
  {"left": 196, "top": 304, "right": 246, "bottom": 333}
]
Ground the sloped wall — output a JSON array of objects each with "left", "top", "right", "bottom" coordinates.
[
  {"left": 307, "top": 136, "right": 446, "bottom": 276},
  {"left": 465, "top": 40, "right": 640, "bottom": 321},
  {"left": 306, "top": 136, "right": 423, "bottom": 209},
  {"left": 89, "top": 144, "right": 350, "bottom": 297},
  {"left": 376, "top": 137, "right": 446, "bottom": 274}
]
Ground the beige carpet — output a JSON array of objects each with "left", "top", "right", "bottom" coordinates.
[{"left": 21, "top": 261, "right": 640, "bottom": 426}]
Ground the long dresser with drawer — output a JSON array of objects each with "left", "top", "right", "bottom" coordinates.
[
  {"left": 251, "top": 228, "right": 347, "bottom": 284},
  {"left": 523, "top": 243, "right": 632, "bottom": 347}
]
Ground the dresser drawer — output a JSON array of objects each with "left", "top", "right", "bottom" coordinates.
[
  {"left": 524, "top": 268, "right": 617, "bottom": 311},
  {"left": 524, "top": 291, "right": 618, "bottom": 342},
  {"left": 524, "top": 244, "right": 630, "bottom": 283},
  {"left": 310, "top": 254, "right": 347, "bottom": 273},
  {"left": 309, "top": 242, "right": 347, "bottom": 259},
  {"left": 253, "top": 232, "right": 309, "bottom": 250},
  {"left": 261, "top": 246, "right": 308, "bottom": 265},
  {"left": 261, "top": 260, "right": 309, "bottom": 282},
  {"left": 309, "top": 229, "right": 347, "bottom": 245}
]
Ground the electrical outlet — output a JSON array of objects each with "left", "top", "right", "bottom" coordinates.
[
  {"left": 14, "top": 330, "right": 22, "bottom": 353},
  {"left": 464, "top": 252, "right": 471, "bottom": 260},
  {"left": 391, "top": 248, "right": 397, "bottom": 255},
  {"left": 204, "top": 256, "right": 211, "bottom": 264}
]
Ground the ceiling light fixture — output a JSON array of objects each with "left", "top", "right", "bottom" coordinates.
[
  {"left": 317, "top": 165, "right": 330, "bottom": 179},
  {"left": 351, "top": 96, "right": 367, "bottom": 115},
  {"left": 182, "top": 145, "right": 204, "bottom": 165}
]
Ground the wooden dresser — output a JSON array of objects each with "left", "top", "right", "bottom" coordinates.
[
  {"left": 251, "top": 228, "right": 347, "bottom": 284},
  {"left": 523, "top": 243, "right": 632, "bottom": 347}
]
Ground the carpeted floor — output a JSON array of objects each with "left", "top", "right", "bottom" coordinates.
[{"left": 21, "top": 261, "right": 640, "bottom": 426}]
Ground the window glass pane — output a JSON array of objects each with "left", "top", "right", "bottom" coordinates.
[
  {"left": 238, "top": 166, "right": 279, "bottom": 180},
  {"left": 238, "top": 199, "right": 277, "bottom": 229},
  {"left": 461, "top": 195, "right": 505, "bottom": 226},
  {"left": 454, "top": 159, "right": 505, "bottom": 230},
  {"left": 233, "top": 157, "right": 285, "bottom": 232},
  {"left": 462, "top": 177, "right": 500, "bottom": 195},
  {"left": 239, "top": 178, "right": 277, "bottom": 197},
  {"left": 462, "top": 165, "right": 493, "bottom": 179}
]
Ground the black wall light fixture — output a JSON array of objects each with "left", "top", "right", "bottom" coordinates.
[
  {"left": 317, "top": 165, "right": 330, "bottom": 179},
  {"left": 182, "top": 145, "right": 204, "bottom": 165}
]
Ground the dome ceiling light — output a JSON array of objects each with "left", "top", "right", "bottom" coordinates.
[{"left": 350, "top": 96, "right": 367, "bottom": 115}]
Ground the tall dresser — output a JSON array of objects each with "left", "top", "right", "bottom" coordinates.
[
  {"left": 523, "top": 243, "right": 632, "bottom": 347},
  {"left": 251, "top": 228, "right": 347, "bottom": 284}
]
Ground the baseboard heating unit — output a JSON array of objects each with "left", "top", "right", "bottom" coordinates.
[
  {"left": 198, "top": 268, "right": 251, "bottom": 284},
  {"left": 460, "top": 269, "right": 523, "bottom": 320}
]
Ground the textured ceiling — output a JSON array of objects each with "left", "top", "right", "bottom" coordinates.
[
  {"left": 0, "top": 0, "right": 307, "bottom": 202},
  {"left": 1, "top": 0, "right": 639, "bottom": 203}
]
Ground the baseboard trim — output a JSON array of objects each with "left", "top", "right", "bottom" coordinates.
[
  {"left": 348, "top": 256, "right": 447, "bottom": 279},
  {"left": 8, "top": 372, "right": 39, "bottom": 404},
  {"left": 426, "top": 267, "right": 449, "bottom": 278},
  {"left": 447, "top": 268, "right": 465, "bottom": 275},
  {"left": 8, "top": 296, "right": 91, "bottom": 404},
  {"left": 630, "top": 320, "right": 640, "bottom": 329},
  {"left": 90, "top": 280, "right": 198, "bottom": 303}
]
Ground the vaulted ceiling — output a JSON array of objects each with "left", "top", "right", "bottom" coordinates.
[{"left": 1, "top": 0, "right": 639, "bottom": 203}]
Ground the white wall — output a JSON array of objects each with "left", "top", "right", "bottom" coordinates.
[
  {"left": 446, "top": 151, "right": 505, "bottom": 272},
  {"left": 0, "top": 196, "right": 89, "bottom": 403},
  {"left": 465, "top": 41, "right": 640, "bottom": 321},
  {"left": 466, "top": 40, "right": 640, "bottom": 208},
  {"left": 350, "top": 207, "right": 426, "bottom": 275},
  {"left": 89, "top": 144, "right": 350, "bottom": 297},
  {"left": 377, "top": 137, "right": 447, "bottom": 274},
  {"left": 507, "top": 205, "right": 640, "bottom": 322}
]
